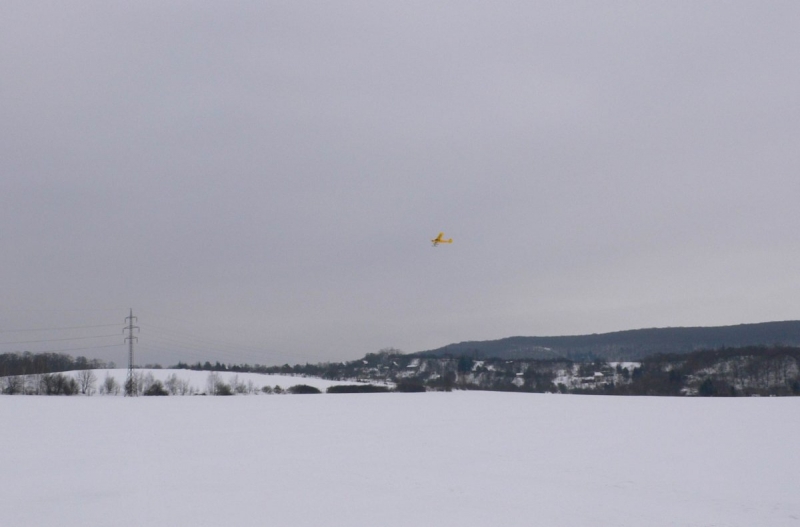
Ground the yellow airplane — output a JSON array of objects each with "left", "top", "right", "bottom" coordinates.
[{"left": 431, "top": 232, "right": 453, "bottom": 247}]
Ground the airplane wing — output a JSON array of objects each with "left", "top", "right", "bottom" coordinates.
[{"left": 432, "top": 232, "right": 451, "bottom": 246}]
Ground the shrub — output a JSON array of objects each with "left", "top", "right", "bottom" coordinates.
[
  {"left": 288, "top": 384, "right": 321, "bottom": 394},
  {"left": 326, "top": 384, "right": 390, "bottom": 394},
  {"left": 215, "top": 382, "right": 233, "bottom": 396},
  {"left": 41, "top": 373, "right": 79, "bottom": 395},
  {"left": 143, "top": 380, "right": 168, "bottom": 396},
  {"left": 395, "top": 379, "right": 426, "bottom": 392}
]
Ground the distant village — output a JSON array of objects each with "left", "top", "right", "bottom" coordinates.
[
  {"left": 3, "top": 344, "right": 800, "bottom": 397},
  {"left": 256, "top": 345, "right": 800, "bottom": 396}
]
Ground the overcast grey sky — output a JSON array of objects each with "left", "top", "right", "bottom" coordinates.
[{"left": 2, "top": 1, "right": 799, "bottom": 366}]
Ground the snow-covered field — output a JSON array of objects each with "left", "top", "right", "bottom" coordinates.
[{"left": 2, "top": 392, "right": 798, "bottom": 526}]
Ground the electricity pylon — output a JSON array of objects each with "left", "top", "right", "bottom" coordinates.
[{"left": 124, "top": 308, "right": 139, "bottom": 396}]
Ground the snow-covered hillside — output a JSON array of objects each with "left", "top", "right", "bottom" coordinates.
[
  {"left": 3, "top": 368, "right": 367, "bottom": 396},
  {"left": 2, "top": 392, "right": 798, "bottom": 526},
  {"left": 90, "top": 368, "right": 360, "bottom": 394}
]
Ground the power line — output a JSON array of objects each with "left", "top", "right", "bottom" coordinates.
[
  {"left": 136, "top": 309, "right": 223, "bottom": 331},
  {"left": 139, "top": 321, "right": 321, "bottom": 360},
  {"left": 0, "top": 334, "right": 121, "bottom": 345},
  {"left": 138, "top": 310, "right": 315, "bottom": 357},
  {"left": 24, "top": 343, "right": 124, "bottom": 354},
  {"left": 140, "top": 331, "right": 316, "bottom": 363},
  {"left": 0, "top": 308, "right": 323, "bottom": 366},
  {"left": 0, "top": 307, "right": 128, "bottom": 312},
  {"left": 0, "top": 323, "right": 122, "bottom": 333},
  {"left": 138, "top": 322, "right": 269, "bottom": 350},
  {"left": 139, "top": 325, "right": 278, "bottom": 356},
  {"left": 140, "top": 336, "right": 280, "bottom": 362}
]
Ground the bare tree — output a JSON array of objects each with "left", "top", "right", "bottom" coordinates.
[
  {"left": 165, "top": 373, "right": 179, "bottom": 395},
  {"left": 164, "top": 373, "right": 191, "bottom": 395},
  {"left": 206, "top": 372, "right": 220, "bottom": 395},
  {"left": 75, "top": 370, "right": 97, "bottom": 395},
  {"left": 140, "top": 372, "right": 155, "bottom": 394},
  {"left": 24, "top": 374, "right": 40, "bottom": 395},
  {"left": 100, "top": 373, "right": 120, "bottom": 395},
  {"left": 3, "top": 375, "right": 23, "bottom": 395},
  {"left": 231, "top": 375, "right": 247, "bottom": 394},
  {"left": 178, "top": 377, "right": 191, "bottom": 395}
]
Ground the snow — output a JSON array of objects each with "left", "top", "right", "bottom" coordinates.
[
  {"left": 86, "top": 368, "right": 359, "bottom": 393},
  {"left": 2, "top": 392, "right": 799, "bottom": 526}
]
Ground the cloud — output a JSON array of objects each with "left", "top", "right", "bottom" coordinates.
[{"left": 2, "top": 1, "right": 799, "bottom": 365}]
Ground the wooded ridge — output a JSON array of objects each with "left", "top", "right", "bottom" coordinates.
[{"left": 413, "top": 321, "right": 800, "bottom": 361}]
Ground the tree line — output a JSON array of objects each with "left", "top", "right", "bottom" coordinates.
[
  {"left": 5, "top": 346, "right": 799, "bottom": 397},
  {"left": 0, "top": 351, "right": 110, "bottom": 377}
]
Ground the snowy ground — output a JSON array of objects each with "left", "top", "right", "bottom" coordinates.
[
  {"left": 2, "top": 392, "right": 798, "bottom": 526},
  {"left": 86, "top": 368, "right": 363, "bottom": 394}
]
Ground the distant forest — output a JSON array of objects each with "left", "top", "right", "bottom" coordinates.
[
  {"left": 0, "top": 352, "right": 109, "bottom": 378},
  {"left": 415, "top": 321, "right": 800, "bottom": 361}
]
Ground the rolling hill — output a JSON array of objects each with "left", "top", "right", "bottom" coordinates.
[{"left": 414, "top": 320, "right": 800, "bottom": 361}]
